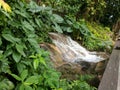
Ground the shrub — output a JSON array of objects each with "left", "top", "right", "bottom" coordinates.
[
  {"left": 59, "top": 75, "right": 97, "bottom": 90},
  {"left": 0, "top": 1, "right": 61, "bottom": 89},
  {"left": 84, "top": 22, "right": 113, "bottom": 51}
]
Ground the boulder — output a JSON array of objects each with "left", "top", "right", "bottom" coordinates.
[
  {"left": 40, "top": 32, "right": 109, "bottom": 80},
  {"left": 40, "top": 43, "right": 109, "bottom": 80}
]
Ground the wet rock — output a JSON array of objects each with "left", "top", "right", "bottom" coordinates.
[
  {"left": 40, "top": 43, "right": 109, "bottom": 80},
  {"left": 95, "top": 60, "right": 108, "bottom": 75},
  {"left": 48, "top": 32, "right": 105, "bottom": 63},
  {"left": 75, "top": 61, "right": 91, "bottom": 71},
  {"left": 56, "top": 63, "right": 85, "bottom": 80},
  {"left": 40, "top": 33, "right": 109, "bottom": 80},
  {"left": 40, "top": 43, "right": 64, "bottom": 68}
]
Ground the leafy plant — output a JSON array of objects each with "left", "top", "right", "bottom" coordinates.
[
  {"left": 62, "top": 16, "right": 113, "bottom": 51},
  {"left": 59, "top": 75, "right": 97, "bottom": 90},
  {"left": 0, "top": 78, "right": 14, "bottom": 90},
  {"left": 40, "top": 0, "right": 113, "bottom": 51},
  {"left": 0, "top": 0, "right": 113, "bottom": 90},
  {"left": 0, "top": 1, "right": 62, "bottom": 89},
  {"left": 84, "top": 22, "right": 113, "bottom": 51},
  {"left": 41, "top": 0, "right": 106, "bottom": 21}
]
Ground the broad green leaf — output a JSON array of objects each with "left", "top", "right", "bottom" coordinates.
[
  {"left": 24, "top": 76, "right": 39, "bottom": 85},
  {"left": 0, "top": 81, "right": 8, "bottom": 89},
  {"left": 28, "top": 2, "right": 50, "bottom": 13},
  {"left": 22, "top": 21, "right": 34, "bottom": 31},
  {"left": 22, "top": 27, "right": 32, "bottom": 35},
  {"left": 40, "top": 57, "right": 46, "bottom": 66},
  {"left": 25, "top": 85, "right": 33, "bottom": 90},
  {"left": 2, "top": 33, "right": 20, "bottom": 43},
  {"left": 66, "top": 27, "right": 73, "bottom": 32},
  {"left": 66, "top": 20, "right": 73, "bottom": 25},
  {"left": 80, "top": 24, "right": 90, "bottom": 35},
  {"left": 29, "top": 55, "right": 36, "bottom": 59},
  {"left": 33, "top": 59, "right": 39, "bottom": 70},
  {"left": 0, "top": 79, "right": 14, "bottom": 90},
  {"left": 58, "top": 88, "right": 63, "bottom": 90},
  {"left": 2, "top": 34, "right": 15, "bottom": 43},
  {"left": 12, "top": 51, "right": 21, "bottom": 63},
  {"left": 14, "top": 10, "right": 27, "bottom": 18},
  {"left": 53, "top": 14, "right": 64, "bottom": 23},
  {"left": 17, "top": 63, "right": 26, "bottom": 74},
  {"left": 62, "top": 27, "right": 72, "bottom": 33},
  {"left": 52, "top": 23, "right": 63, "bottom": 33},
  {"left": 28, "top": 34, "right": 36, "bottom": 38},
  {"left": 20, "top": 84, "right": 25, "bottom": 90},
  {"left": 73, "top": 23, "right": 79, "bottom": 29},
  {"left": 35, "top": 18, "right": 41, "bottom": 28},
  {"left": 15, "top": 38, "right": 21, "bottom": 43},
  {"left": 38, "top": 75, "right": 44, "bottom": 84},
  {"left": 0, "top": 38, "right": 2, "bottom": 46},
  {"left": 45, "top": 78, "right": 56, "bottom": 88},
  {"left": 1, "top": 10, "right": 11, "bottom": 19},
  {"left": 20, "top": 70, "right": 28, "bottom": 81},
  {"left": 4, "top": 48, "right": 13, "bottom": 57},
  {"left": 28, "top": 38, "right": 38, "bottom": 46},
  {"left": 36, "top": 87, "right": 44, "bottom": 90},
  {"left": 16, "top": 44, "right": 25, "bottom": 57},
  {"left": 10, "top": 74, "right": 21, "bottom": 81},
  {"left": 6, "top": 44, "right": 14, "bottom": 50},
  {"left": 28, "top": 38, "right": 40, "bottom": 53},
  {"left": 0, "top": 50, "right": 3, "bottom": 55}
]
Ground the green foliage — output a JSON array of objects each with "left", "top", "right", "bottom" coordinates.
[
  {"left": 0, "top": 78, "right": 14, "bottom": 90},
  {"left": 40, "top": 0, "right": 114, "bottom": 52},
  {"left": 57, "top": 15, "right": 113, "bottom": 51},
  {"left": 61, "top": 15, "right": 113, "bottom": 51},
  {"left": 59, "top": 75, "right": 97, "bottom": 90},
  {"left": 0, "top": 51, "right": 14, "bottom": 90},
  {"left": 0, "top": 1, "right": 61, "bottom": 89},
  {"left": 84, "top": 22, "right": 113, "bottom": 51},
  {"left": 0, "top": 51, "right": 10, "bottom": 73},
  {"left": 42, "top": 0, "right": 106, "bottom": 21},
  {"left": 0, "top": 0, "right": 113, "bottom": 89}
]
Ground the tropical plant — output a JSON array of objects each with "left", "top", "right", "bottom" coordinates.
[
  {"left": 0, "top": 0, "right": 114, "bottom": 89},
  {"left": 40, "top": 0, "right": 113, "bottom": 51},
  {"left": 83, "top": 22, "right": 113, "bottom": 51},
  {"left": 59, "top": 75, "right": 97, "bottom": 90},
  {"left": 0, "top": 1, "right": 61, "bottom": 89},
  {"left": 41, "top": 0, "right": 106, "bottom": 21}
]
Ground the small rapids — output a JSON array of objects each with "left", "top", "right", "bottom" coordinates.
[{"left": 49, "top": 33, "right": 104, "bottom": 63}]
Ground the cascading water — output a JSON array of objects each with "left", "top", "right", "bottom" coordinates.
[{"left": 49, "top": 33, "right": 104, "bottom": 63}]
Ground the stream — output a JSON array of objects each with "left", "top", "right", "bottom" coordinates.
[{"left": 48, "top": 32, "right": 105, "bottom": 63}]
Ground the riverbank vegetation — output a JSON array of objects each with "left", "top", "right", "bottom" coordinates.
[{"left": 0, "top": 0, "right": 119, "bottom": 90}]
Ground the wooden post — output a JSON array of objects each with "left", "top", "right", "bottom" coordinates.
[{"left": 98, "top": 39, "right": 120, "bottom": 90}]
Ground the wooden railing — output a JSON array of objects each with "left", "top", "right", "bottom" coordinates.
[{"left": 98, "top": 39, "right": 120, "bottom": 90}]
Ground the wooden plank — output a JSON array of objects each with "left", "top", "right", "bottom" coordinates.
[{"left": 98, "top": 40, "right": 120, "bottom": 90}]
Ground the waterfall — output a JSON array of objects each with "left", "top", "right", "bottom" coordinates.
[{"left": 49, "top": 33, "right": 104, "bottom": 63}]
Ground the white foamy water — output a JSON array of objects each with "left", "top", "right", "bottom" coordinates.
[{"left": 49, "top": 33, "right": 104, "bottom": 63}]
